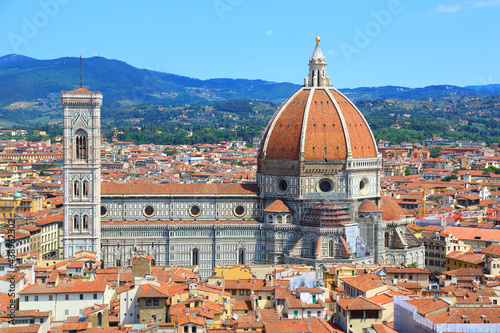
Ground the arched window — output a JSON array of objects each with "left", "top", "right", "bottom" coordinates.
[
  {"left": 73, "top": 215, "right": 80, "bottom": 231},
  {"left": 385, "top": 232, "right": 390, "bottom": 248},
  {"left": 82, "top": 181, "right": 88, "bottom": 198},
  {"left": 238, "top": 249, "right": 245, "bottom": 265},
  {"left": 74, "top": 130, "right": 88, "bottom": 161},
  {"left": 82, "top": 215, "right": 89, "bottom": 231},
  {"left": 329, "top": 240, "right": 334, "bottom": 258},
  {"left": 73, "top": 181, "right": 80, "bottom": 199},
  {"left": 192, "top": 248, "right": 199, "bottom": 266},
  {"left": 115, "top": 259, "right": 121, "bottom": 267},
  {"left": 311, "top": 240, "right": 316, "bottom": 257}
]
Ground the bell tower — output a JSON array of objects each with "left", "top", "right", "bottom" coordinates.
[{"left": 61, "top": 64, "right": 102, "bottom": 258}]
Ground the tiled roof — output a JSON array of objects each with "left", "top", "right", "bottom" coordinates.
[
  {"left": 263, "top": 199, "right": 291, "bottom": 212},
  {"left": 342, "top": 274, "right": 386, "bottom": 293},
  {"left": 426, "top": 308, "right": 500, "bottom": 324},
  {"left": 446, "top": 251, "right": 484, "bottom": 265},
  {"left": 382, "top": 266, "right": 430, "bottom": 274},
  {"left": 19, "top": 280, "right": 107, "bottom": 294},
  {"left": 101, "top": 183, "right": 258, "bottom": 195},
  {"left": 358, "top": 199, "right": 381, "bottom": 212},
  {"left": 337, "top": 297, "right": 384, "bottom": 311},
  {"left": 406, "top": 298, "right": 449, "bottom": 316},
  {"left": 442, "top": 226, "right": 500, "bottom": 242},
  {"left": 444, "top": 267, "right": 484, "bottom": 277},
  {"left": 381, "top": 196, "right": 404, "bottom": 220}
]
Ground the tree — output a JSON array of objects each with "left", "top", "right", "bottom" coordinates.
[
  {"left": 429, "top": 146, "right": 443, "bottom": 158},
  {"left": 442, "top": 174, "right": 458, "bottom": 182},
  {"left": 404, "top": 168, "right": 411, "bottom": 176}
]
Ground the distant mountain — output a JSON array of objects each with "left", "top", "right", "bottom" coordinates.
[
  {"left": 0, "top": 54, "right": 36, "bottom": 64},
  {"left": 0, "top": 54, "right": 498, "bottom": 110},
  {"left": 0, "top": 55, "right": 300, "bottom": 108},
  {"left": 465, "top": 84, "right": 500, "bottom": 95}
]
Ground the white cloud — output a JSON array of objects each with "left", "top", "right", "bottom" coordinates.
[
  {"left": 473, "top": 0, "right": 500, "bottom": 7},
  {"left": 327, "top": 50, "right": 338, "bottom": 55},
  {"left": 435, "top": 4, "right": 461, "bottom": 12},
  {"left": 265, "top": 30, "right": 275, "bottom": 35}
]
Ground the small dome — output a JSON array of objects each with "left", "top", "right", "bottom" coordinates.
[
  {"left": 381, "top": 196, "right": 404, "bottom": 220},
  {"left": 358, "top": 199, "right": 381, "bottom": 213},
  {"left": 14, "top": 193, "right": 22, "bottom": 199}
]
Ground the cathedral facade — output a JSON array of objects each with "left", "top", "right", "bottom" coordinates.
[{"left": 62, "top": 38, "right": 424, "bottom": 278}]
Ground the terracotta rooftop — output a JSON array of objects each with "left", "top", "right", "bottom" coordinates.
[
  {"left": 337, "top": 296, "right": 384, "bottom": 311},
  {"left": 342, "top": 274, "right": 386, "bottom": 293},
  {"left": 263, "top": 199, "right": 291, "bottom": 212},
  {"left": 358, "top": 199, "right": 382, "bottom": 212},
  {"left": 101, "top": 183, "right": 258, "bottom": 195}
]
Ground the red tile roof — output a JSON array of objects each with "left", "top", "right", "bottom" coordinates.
[
  {"left": 101, "top": 183, "right": 258, "bottom": 195},
  {"left": 264, "top": 199, "right": 291, "bottom": 212}
]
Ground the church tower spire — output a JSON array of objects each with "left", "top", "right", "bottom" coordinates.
[
  {"left": 61, "top": 69, "right": 102, "bottom": 259},
  {"left": 304, "top": 35, "right": 331, "bottom": 87}
]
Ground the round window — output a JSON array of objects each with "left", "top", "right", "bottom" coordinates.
[
  {"left": 274, "top": 177, "right": 289, "bottom": 195},
  {"left": 100, "top": 205, "right": 108, "bottom": 217},
  {"left": 143, "top": 205, "right": 155, "bottom": 217},
  {"left": 318, "top": 179, "right": 333, "bottom": 192},
  {"left": 189, "top": 205, "right": 201, "bottom": 217},
  {"left": 360, "top": 178, "right": 370, "bottom": 195},
  {"left": 234, "top": 205, "right": 245, "bottom": 217}
]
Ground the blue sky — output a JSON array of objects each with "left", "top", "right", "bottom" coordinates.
[{"left": 0, "top": 0, "right": 499, "bottom": 88}]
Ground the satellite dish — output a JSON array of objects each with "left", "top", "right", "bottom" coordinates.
[{"left": 234, "top": 314, "right": 238, "bottom": 320}]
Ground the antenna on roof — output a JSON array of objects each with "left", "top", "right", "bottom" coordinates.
[{"left": 80, "top": 55, "right": 83, "bottom": 88}]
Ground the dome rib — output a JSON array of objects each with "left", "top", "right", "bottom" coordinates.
[
  {"left": 299, "top": 88, "right": 315, "bottom": 160},
  {"left": 260, "top": 88, "right": 305, "bottom": 158},
  {"left": 329, "top": 88, "right": 378, "bottom": 159},
  {"left": 325, "top": 88, "right": 352, "bottom": 159}
]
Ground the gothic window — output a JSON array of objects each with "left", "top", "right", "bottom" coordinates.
[
  {"left": 192, "top": 248, "right": 199, "bottom": 266},
  {"left": 311, "top": 240, "right": 316, "bottom": 257},
  {"left": 238, "top": 249, "right": 245, "bottom": 265},
  {"left": 329, "top": 240, "right": 334, "bottom": 258},
  {"left": 82, "top": 215, "right": 89, "bottom": 231},
  {"left": 385, "top": 232, "right": 390, "bottom": 248},
  {"left": 82, "top": 181, "right": 88, "bottom": 198},
  {"left": 74, "top": 130, "right": 88, "bottom": 161},
  {"left": 115, "top": 259, "right": 121, "bottom": 267},
  {"left": 73, "top": 181, "right": 80, "bottom": 199},
  {"left": 73, "top": 215, "right": 80, "bottom": 231}
]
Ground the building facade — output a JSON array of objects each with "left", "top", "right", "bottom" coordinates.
[{"left": 62, "top": 38, "right": 424, "bottom": 278}]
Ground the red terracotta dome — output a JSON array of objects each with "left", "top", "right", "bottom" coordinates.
[
  {"left": 358, "top": 199, "right": 382, "bottom": 213},
  {"left": 381, "top": 196, "right": 405, "bottom": 220},
  {"left": 259, "top": 87, "right": 377, "bottom": 162},
  {"left": 259, "top": 38, "right": 377, "bottom": 166}
]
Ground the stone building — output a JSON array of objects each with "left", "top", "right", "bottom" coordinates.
[{"left": 62, "top": 37, "right": 424, "bottom": 278}]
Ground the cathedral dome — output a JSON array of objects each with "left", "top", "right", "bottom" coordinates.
[{"left": 258, "top": 37, "right": 378, "bottom": 174}]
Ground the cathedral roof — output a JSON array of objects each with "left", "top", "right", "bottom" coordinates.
[
  {"left": 381, "top": 196, "right": 405, "bottom": 220},
  {"left": 358, "top": 199, "right": 382, "bottom": 212},
  {"left": 263, "top": 199, "right": 291, "bottom": 213},
  {"left": 101, "top": 183, "right": 258, "bottom": 195}
]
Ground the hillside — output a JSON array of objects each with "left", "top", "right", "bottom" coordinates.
[{"left": 1, "top": 54, "right": 499, "bottom": 114}]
